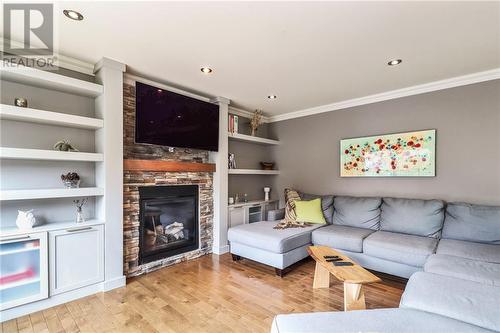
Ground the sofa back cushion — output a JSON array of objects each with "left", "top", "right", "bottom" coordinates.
[
  {"left": 333, "top": 196, "right": 381, "bottom": 230},
  {"left": 299, "top": 192, "right": 334, "bottom": 224},
  {"left": 442, "top": 203, "right": 500, "bottom": 244},
  {"left": 380, "top": 198, "right": 444, "bottom": 238}
]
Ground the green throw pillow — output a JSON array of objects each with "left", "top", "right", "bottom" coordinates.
[{"left": 295, "top": 198, "right": 326, "bottom": 224}]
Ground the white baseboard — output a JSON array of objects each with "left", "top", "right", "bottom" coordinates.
[
  {"left": 103, "top": 275, "right": 126, "bottom": 291},
  {"left": 212, "top": 244, "right": 230, "bottom": 255},
  {"left": 1, "top": 276, "right": 126, "bottom": 322},
  {"left": 1, "top": 283, "right": 104, "bottom": 322}
]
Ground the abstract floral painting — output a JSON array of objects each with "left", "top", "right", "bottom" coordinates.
[{"left": 340, "top": 130, "right": 436, "bottom": 177}]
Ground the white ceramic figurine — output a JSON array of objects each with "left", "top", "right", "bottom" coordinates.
[{"left": 16, "top": 210, "right": 37, "bottom": 229}]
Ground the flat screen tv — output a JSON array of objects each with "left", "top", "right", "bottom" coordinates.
[{"left": 135, "top": 82, "right": 219, "bottom": 151}]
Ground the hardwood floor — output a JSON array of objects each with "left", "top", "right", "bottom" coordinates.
[{"left": 2, "top": 253, "right": 406, "bottom": 333}]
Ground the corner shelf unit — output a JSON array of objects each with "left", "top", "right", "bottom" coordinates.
[
  {"left": 228, "top": 132, "right": 280, "bottom": 145},
  {"left": 0, "top": 187, "right": 104, "bottom": 201},
  {"left": 228, "top": 169, "right": 280, "bottom": 175},
  {"left": 0, "top": 104, "right": 104, "bottom": 130}
]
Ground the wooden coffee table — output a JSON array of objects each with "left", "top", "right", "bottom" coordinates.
[{"left": 308, "top": 246, "right": 381, "bottom": 311}]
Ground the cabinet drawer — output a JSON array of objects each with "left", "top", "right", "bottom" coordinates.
[{"left": 49, "top": 225, "right": 104, "bottom": 295}]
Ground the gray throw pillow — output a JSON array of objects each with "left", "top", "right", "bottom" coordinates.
[
  {"left": 442, "top": 203, "right": 500, "bottom": 244},
  {"left": 299, "top": 192, "right": 334, "bottom": 224},
  {"left": 380, "top": 197, "right": 444, "bottom": 238},
  {"left": 333, "top": 196, "right": 381, "bottom": 230}
]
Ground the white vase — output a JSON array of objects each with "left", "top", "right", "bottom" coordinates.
[{"left": 76, "top": 210, "right": 85, "bottom": 224}]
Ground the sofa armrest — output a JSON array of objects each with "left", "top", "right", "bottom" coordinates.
[{"left": 268, "top": 208, "right": 285, "bottom": 221}]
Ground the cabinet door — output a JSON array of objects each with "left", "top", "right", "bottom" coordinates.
[
  {"left": 246, "top": 204, "right": 263, "bottom": 223},
  {"left": 0, "top": 232, "right": 48, "bottom": 310},
  {"left": 49, "top": 225, "right": 104, "bottom": 296},
  {"left": 228, "top": 206, "right": 246, "bottom": 228}
]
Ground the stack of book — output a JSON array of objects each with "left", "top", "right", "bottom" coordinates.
[{"left": 228, "top": 114, "right": 239, "bottom": 134}]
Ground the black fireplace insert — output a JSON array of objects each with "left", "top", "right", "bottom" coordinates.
[{"left": 138, "top": 185, "right": 199, "bottom": 264}]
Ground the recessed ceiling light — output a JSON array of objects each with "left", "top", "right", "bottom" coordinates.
[
  {"left": 388, "top": 59, "right": 402, "bottom": 66},
  {"left": 200, "top": 67, "right": 213, "bottom": 74},
  {"left": 63, "top": 10, "right": 84, "bottom": 21},
  {"left": 268, "top": 95, "right": 277, "bottom": 99}
]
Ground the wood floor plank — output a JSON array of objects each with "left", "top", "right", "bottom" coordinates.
[{"left": 5, "top": 253, "right": 405, "bottom": 333}]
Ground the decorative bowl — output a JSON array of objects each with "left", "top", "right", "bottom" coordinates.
[{"left": 260, "top": 162, "right": 275, "bottom": 170}]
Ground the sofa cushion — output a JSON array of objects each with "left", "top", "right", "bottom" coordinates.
[
  {"left": 442, "top": 203, "right": 500, "bottom": 245},
  {"left": 380, "top": 197, "right": 444, "bottom": 238},
  {"left": 299, "top": 192, "right": 334, "bottom": 224},
  {"left": 332, "top": 196, "right": 381, "bottom": 230},
  {"left": 227, "top": 221, "right": 322, "bottom": 254},
  {"left": 400, "top": 272, "right": 500, "bottom": 332},
  {"left": 424, "top": 254, "right": 500, "bottom": 286},
  {"left": 436, "top": 239, "right": 500, "bottom": 263},
  {"left": 311, "top": 225, "right": 375, "bottom": 253},
  {"left": 363, "top": 231, "right": 438, "bottom": 267},
  {"left": 271, "top": 308, "right": 493, "bottom": 333}
]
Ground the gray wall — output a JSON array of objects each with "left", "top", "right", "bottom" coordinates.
[{"left": 269, "top": 80, "right": 500, "bottom": 206}]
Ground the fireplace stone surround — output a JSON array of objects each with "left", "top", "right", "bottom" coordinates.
[{"left": 123, "top": 82, "right": 214, "bottom": 277}]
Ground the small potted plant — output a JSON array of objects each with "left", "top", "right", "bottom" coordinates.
[{"left": 61, "top": 172, "right": 80, "bottom": 188}]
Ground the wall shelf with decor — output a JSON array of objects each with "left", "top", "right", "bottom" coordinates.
[
  {"left": 228, "top": 169, "right": 280, "bottom": 175},
  {"left": 0, "top": 104, "right": 104, "bottom": 129},
  {"left": 0, "top": 187, "right": 105, "bottom": 201},
  {"left": 0, "top": 147, "right": 104, "bottom": 162},
  {"left": 228, "top": 132, "right": 280, "bottom": 145}
]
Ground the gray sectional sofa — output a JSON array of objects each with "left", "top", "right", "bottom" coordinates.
[{"left": 227, "top": 194, "right": 500, "bottom": 332}]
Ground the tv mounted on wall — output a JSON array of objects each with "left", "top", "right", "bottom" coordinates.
[{"left": 135, "top": 81, "right": 219, "bottom": 151}]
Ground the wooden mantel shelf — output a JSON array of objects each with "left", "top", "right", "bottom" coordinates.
[{"left": 124, "top": 159, "right": 216, "bottom": 173}]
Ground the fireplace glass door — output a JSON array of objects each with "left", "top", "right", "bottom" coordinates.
[{"left": 139, "top": 185, "right": 199, "bottom": 264}]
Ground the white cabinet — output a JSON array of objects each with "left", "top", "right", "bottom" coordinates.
[
  {"left": 49, "top": 225, "right": 104, "bottom": 295},
  {"left": 228, "top": 206, "right": 246, "bottom": 228},
  {"left": 0, "top": 232, "right": 48, "bottom": 310},
  {"left": 228, "top": 200, "right": 279, "bottom": 228}
]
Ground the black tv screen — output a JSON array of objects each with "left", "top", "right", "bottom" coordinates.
[{"left": 135, "top": 82, "right": 219, "bottom": 151}]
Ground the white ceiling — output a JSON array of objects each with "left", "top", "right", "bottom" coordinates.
[{"left": 6, "top": 2, "right": 500, "bottom": 116}]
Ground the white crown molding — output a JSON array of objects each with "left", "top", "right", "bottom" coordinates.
[
  {"left": 94, "top": 57, "right": 126, "bottom": 73},
  {"left": 269, "top": 68, "right": 500, "bottom": 123},
  {"left": 229, "top": 106, "right": 271, "bottom": 123},
  {"left": 1, "top": 38, "right": 95, "bottom": 75}
]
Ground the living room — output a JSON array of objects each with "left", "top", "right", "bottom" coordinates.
[{"left": 1, "top": 1, "right": 499, "bottom": 332}]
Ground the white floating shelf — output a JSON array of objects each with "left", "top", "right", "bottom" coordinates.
[
  {"left": 228, "top": 133, "right": 280, "bottom": 145},
  {"left": 0, "top": 147, "right": 103, "bottom": 162},
  {"left": 228, "top": 169, "right": 280, "bottom": 175},
  {"left": 0, "top": 104, "right": 103, "bottom": 130},
  {"left": 0, "top": 219, "right": 104, "bottom": 237},
  {"left": 0, "top": 64, "right": 103, "bottom": 97},
  {"left": 0, "top": 187, "right": 104, "bottom": 201}
]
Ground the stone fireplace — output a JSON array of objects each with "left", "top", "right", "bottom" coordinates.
[{"left": 123, "top": 82, "right": 215, "bottom": 277}]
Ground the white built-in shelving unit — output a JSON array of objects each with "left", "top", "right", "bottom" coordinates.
[{"left": 0, "top": 60, "right": 126, "bottom": 320}]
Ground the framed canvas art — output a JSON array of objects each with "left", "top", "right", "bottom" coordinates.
[{"left": 340, "top": 129, "right": 436, "bottom": 177}]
